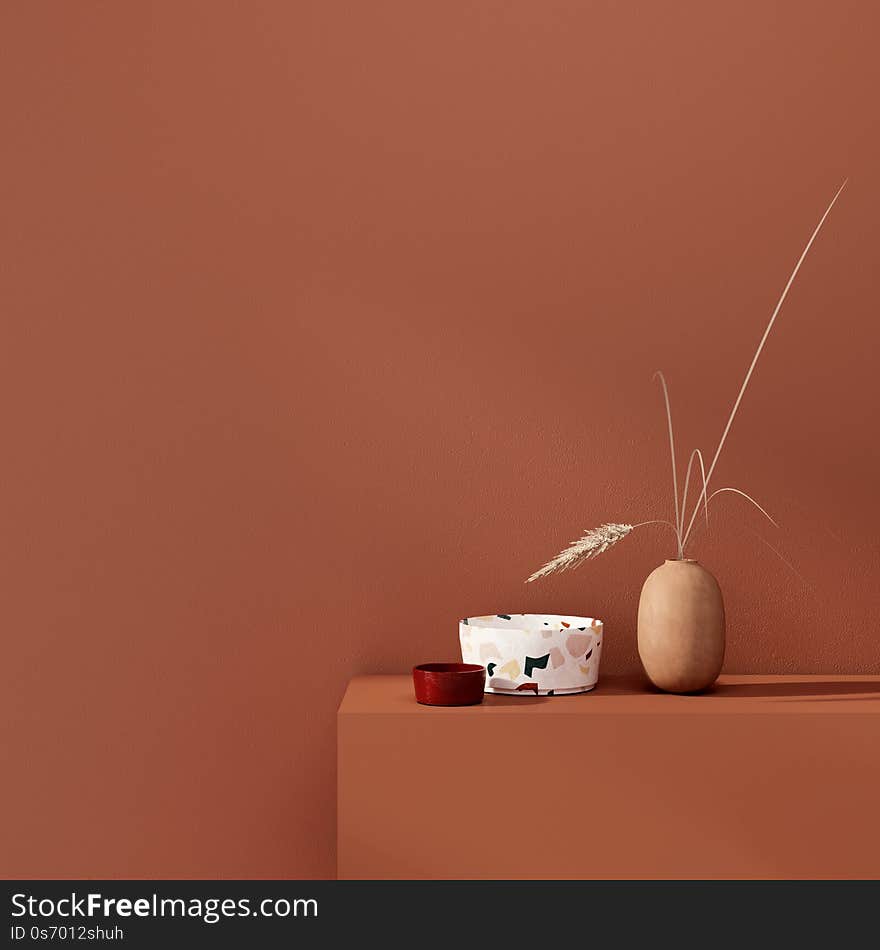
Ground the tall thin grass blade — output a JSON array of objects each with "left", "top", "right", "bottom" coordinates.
[
  {"left": 679, "top": 448, "right": 709, "bottom": 556},
  {"left": 653, "top": 371, "right": 683, "bottom": 557},
  {"left": 743, "top": 525, "right": 812, "bottom": 591},
  {"left": 681, "top": 180, "right": 847, "bottom": 548},
  {"left": 707, "top": 487, "right": 778, "bottom": 527}
]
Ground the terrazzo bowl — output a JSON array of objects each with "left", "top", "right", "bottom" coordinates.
[{"left": 459, "top": 614, "right": 604, "bottom": 695}]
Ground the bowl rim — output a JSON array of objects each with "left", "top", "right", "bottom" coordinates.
[
  {"left": 460, "top": 613, "right": 603, "bottom": 632},
  {"left": 413, "top": 662, "right": 486, "bottom": 676}
]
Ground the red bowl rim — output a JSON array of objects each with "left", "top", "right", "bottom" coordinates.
[{"left": 413, "top": 662, "right": 485, "bottom": 676}]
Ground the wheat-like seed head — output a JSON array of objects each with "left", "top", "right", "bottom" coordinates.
[{"left": 526, "top": 523, "right": 634, "bottom": 583}]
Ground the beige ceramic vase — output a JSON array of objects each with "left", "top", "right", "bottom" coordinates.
[{"left": 637, "top": 558, "right": 725, "bottom": 693}]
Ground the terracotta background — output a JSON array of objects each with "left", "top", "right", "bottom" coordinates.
[{"left": 1, "top": 2, "right": 878, "bottom": 879}]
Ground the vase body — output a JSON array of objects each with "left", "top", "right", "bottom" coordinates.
[{"left": 637, "top": 559, "right": 725, "bottom": 693}]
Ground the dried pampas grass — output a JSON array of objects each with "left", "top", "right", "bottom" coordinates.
[
  {"left": 526, "top": 524, "right": 634, "bottom": 582},
  {"left": 527, "top": 180, "right": 848, "bottom": 583}
]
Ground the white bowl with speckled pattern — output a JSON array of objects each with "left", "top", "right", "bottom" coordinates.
[{"left": 459, "top": 614, "right": 603, "bottom": 695}]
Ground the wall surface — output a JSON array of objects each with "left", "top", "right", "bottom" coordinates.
[{"left": 1, "top": 2, "right": 878, "bottom": 879}]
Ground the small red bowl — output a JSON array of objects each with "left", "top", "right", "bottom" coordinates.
[{"left": 412, "top": 663, "right": 486, "bottom": 706}]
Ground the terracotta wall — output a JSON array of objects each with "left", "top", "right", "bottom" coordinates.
[{"left": 2, "top": 2, "right": 878, "bottom": 879}]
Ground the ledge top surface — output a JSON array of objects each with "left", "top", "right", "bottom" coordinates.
[{"left": 339, "top": 674, "right": 880, "bottom": 716}]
